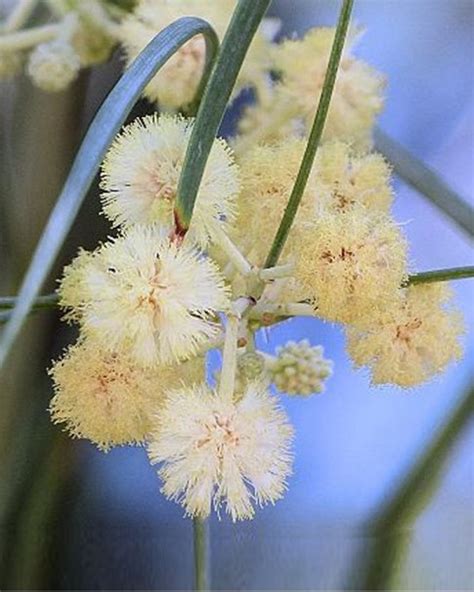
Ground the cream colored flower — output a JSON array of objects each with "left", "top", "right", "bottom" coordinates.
[
  {"left": 101, "top": 114, "right": 239, "bottom": 247},
  {"left": 119, "top": 0, "right": 272, "bottom": 110},
  {"left": 148, "top": 382, "right": 293, "bottom": 520},
  {"left": 58, "top": 225, "right": 230, "bottom": 365},
  {"left": 237, "top": 28, "right": 384, "bottom": 151},
  {"left": 346, "top": 284, "right": 464, "bottom": 387},
  {"left": 312, "top": 141, "right": 393, "bottom": 214},
  {"left": 293, "top": 208, "right": 408, "bottom": 324},
  {"left": 232, "top": 139, "right": 312, "bottom": 266},
  {"left": 49, "top": 340, "right": 205, "bottom": 451},
  {"left": 27, "top": 39, "right": 80, "bottom": 92},
  {"left": 233, "top": 140, "right": 394, "bottom": 268}
]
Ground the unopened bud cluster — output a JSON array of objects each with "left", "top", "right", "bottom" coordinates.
[{"left": 269, "top": 340, "right": 333, "bottom": 396}]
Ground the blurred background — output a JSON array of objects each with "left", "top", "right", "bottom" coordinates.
[{"left": 0, "top": 0, "right": 473, "bottom": 590}]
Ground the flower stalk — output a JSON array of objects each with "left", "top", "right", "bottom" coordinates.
[
  {"left": 193, "top": 517, "right": 210, "bottom": 591},
  {"left": 0, "top": 24, "right": 60, "bottom": 50},
  {"left": 211, "top": 224, "right": 253, "bottom": 277}
]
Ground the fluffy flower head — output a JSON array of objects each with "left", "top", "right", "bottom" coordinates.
[
  {"left": 101, "top": 114, "right": 239, "bottom": 246},
  {"left": 148, "top": 382, "right": 293, "bottom": 520},
  {"left": 293, "top": 209, "right": 408, "bottom": 323},
  {"left": 49, "top": 341, "right": 204, "bottom": 451},
  {"left": 238, "top": 28, "right": 384, "bottom": 150},
  {"left": 273, "top": 28, "right": 385, "bottom": 149},
  {"left": 27, "top": 39, "right": 80, "bottom": 92},
  {"left": 59, "top": 226, "right": 230, "bottom": 365},
  {"left": 233, "top": 139, "right": 313, "bottom": 265},
  {"left": 346, "top": 284, "right": 464, "bottom": 386},
  {"left": 119, "top": 0, "right": 272, "bottom": 110},
  {"left": 312, "top": 141, "right": 393, "bottom": 214}
]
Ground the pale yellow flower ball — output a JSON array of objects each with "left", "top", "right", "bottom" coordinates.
[
  {"left": 238, "top": 28, "right": 385, "bottom": 151},
  {"left": 148, "top": 381, "right": 293, "bottom": 521},
  {"left": 233, "top": 140, "right": 393, "bottom": 269},
  {"left": 49, "top": 341, "right": 205, "bottom": 451},
  {"left": 58, "top": 225, "right": 230, "bottom": 366},
  {"left": 233, "top": 138, "right": 312, "bottom": 266},
  {"left": 101, "top": 114, "right": 239, "bottom": 247},
  {"left": 27, "top": 39, "right": 81, "bottom": 92},
  {"left": 119, "top": 0, "right": 272, "bottom": 110},
  {"left": 293, "top": 208, "right": 408, "bottom": 324},
  {"left": 312, "top": 141, "right": 393, "bottom": 214},
  {"left": 346, "top": 283, "right": 464, "bottom": 387}
]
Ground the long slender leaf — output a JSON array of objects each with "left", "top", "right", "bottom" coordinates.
[
  {"left": 374, "top": 126, "right": 474, "bottom": 238},
  {"left": 0, "top": 17, "right": 219, "bottom": 369},
  {"left": 174, "top": 0, "right": 272, "bottom": 234},
  {"left": 351, "top": 383, "right": 473, "bottom": 590},
  {"left": 265, "top": 0, "right": 354, "bottom": 268},
  {"left": 408, "top": 266, "right": 474, "bottom": 285}
]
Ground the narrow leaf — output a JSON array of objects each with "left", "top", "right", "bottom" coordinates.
[
  {"left": 374, "top": 126, "right": 474, "bottom": 238},
  {"left": 265, "top": 0, "right": 353, "bottom": 267},
  {"left": 174, "top": 0, "right": 272, "bottom": 234},
  {"left": 264, "top": 0, "right": 354, "bottom": 268}
]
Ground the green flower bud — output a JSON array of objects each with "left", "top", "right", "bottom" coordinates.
[{"left": 270, "top": 340, "right": 333, "bottom": 396}]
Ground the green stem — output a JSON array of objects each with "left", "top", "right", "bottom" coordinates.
[
  {"left": 0, "top": 294, "right": 58, "bottom": 310},
  {"left": 193, "top": 517, "right": 210, "bottom": 591},
  {"left": 407, "top": 266, "right": 474, "bottom": 285},
  {"left": 374, "top": 127, "right": 474, "bottom": 238},
  {"left": 0, "top": 24, "right": 60, "bottom": 50},
  {"left": 0, "top": 264, "right": 471, "bottom": 323},
  {"left": 174, "top": 0, "right": 271, "bottom": 235},
  {"left": 353, "top": 383, "right": 473, "bottom": 590},
  {"left": 264, "top": 0, "right": 354, "bottom": 268}
]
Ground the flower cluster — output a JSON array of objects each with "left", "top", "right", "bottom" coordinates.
[
  {"left": 0, "top": 1, "right": 118, "bottom": 91},
  {"left": 119, "top": 0, "right": 275, "bottom": 110},
  {"left": 236, "top": 28, "right": 385, "bottom": 153},
  {"left": 46, "top": 0, "right": 465, "bottom": 523}
]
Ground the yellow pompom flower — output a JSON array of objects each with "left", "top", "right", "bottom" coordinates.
[
  {"left": 101, "top": 114, "right": 239, "bottom": 247},
  {"left": 233, "top": 139, "right": 312, "bottom": 265},
  {"left": 293, "top": 208, "right": 408, "bottom": 324},
  {"left": 312, "top": 141, "right": 393, "bottom": 214},
  {"left": 27, "top": 39, "right": 81, "bottom": 92},
  {"left": 237, "top": 28, "right": 384, "bottom": 151},
  {"left": 49, "top": 341, "right": 205, "bottom": 451},
  {"left": 57, "top": 248, "right": 94, "bottom": 322},
  {"left": 59, "top": 225, "right": 230, "bottom": 366},
  {"left": 346, "top": 284, "right": 464, "bottom": 387},
  {"left": 233, "top": 140, "right": 393, "bottom": 268},
  {"left": 119, "top": 0, "right": 272, "bottom": 110},
  {"left": 148, "top": 382, "right": 293, "bottom": 521}
]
